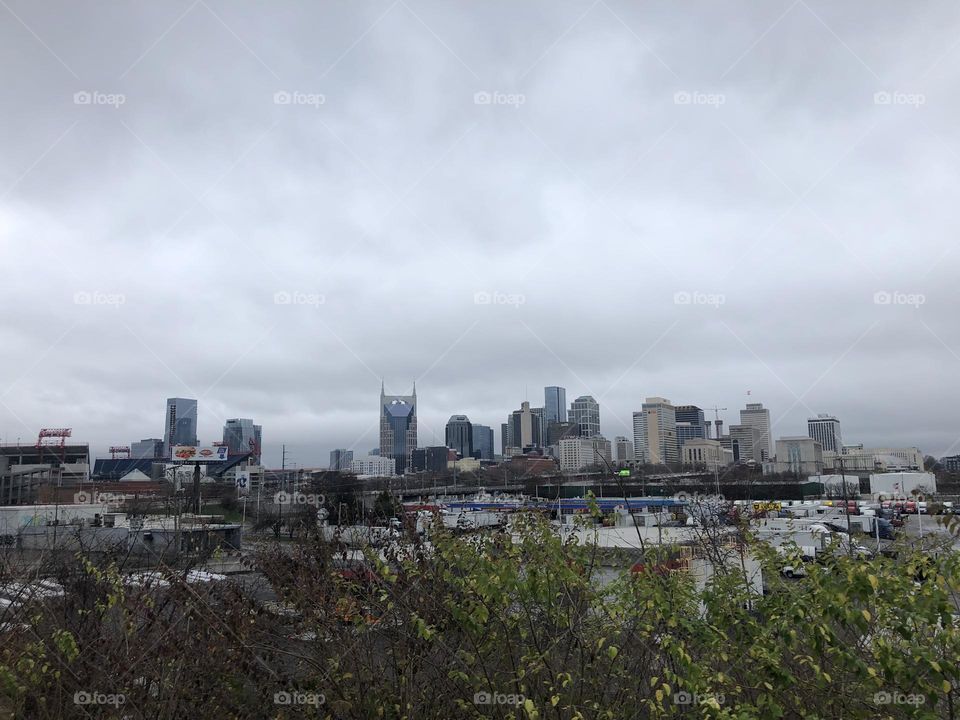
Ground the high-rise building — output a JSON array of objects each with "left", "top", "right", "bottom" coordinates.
[
  {"left": 379, "top": 382, "right": 418, "bottom": 475},
  {"left": 445, "top": 415, "right": 474, "bottom": 459},
  {"left": 507, "top": 401, "right": 543, "bottom": 451},
  {"left": 222, "top": 418, "right": 262, "bottom": 464},
  {"left": 569, "top": 395, "right": 600, "bottom": 438},
  {"left": 807, "top": 414, "right": 842, "bottom": 453},
  {"left": 410, "top": 446, "right": 450, "bottom": 473},
  {"left": 471, "top": 424, "right": 495, "bottom": 461},
  {"left": 351, "top": 455, "right": 396, "bottom": 476},
  {"left": 726, "top": 424, "right": 764, "bottom": 463},
  {"left": 546, "top": 421, "right": 579, "bottom": 446},
  {"left": 544, "top": 386, "right": 567, "bottom": 424},
  {"left": 633, "top": 397, "right": 678, "bottom": 465},
  {"left": 558, "top": 436, "right": 612, "bottom": 472},
  {"left": 500, "top": 422, "right": 511, "bottom": 456},
  {"left": 329, "top": 448, "right": 354, "bottom": 471},
  {"left": 163, "top": 398, "right": 198, "bottom": 457},
  {"left": 739, "top": 403, "right": 772, "bottom": 461},
  {"left": 614, "top": 436, "right": 634, "bottom": 465},
  {"left": 131, "top": 438, "right": 163, "bottom": 460},
  {"left": 674, "top": 405, "right": 707, "bottom": 455}
]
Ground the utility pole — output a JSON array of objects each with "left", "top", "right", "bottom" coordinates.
[{"left": 838, "top": 456, "right": 854, "bottom": 554}]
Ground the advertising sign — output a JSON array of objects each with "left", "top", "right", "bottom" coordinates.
[{"left": 170, "top": 445, "right": 229, "bottom": 462}]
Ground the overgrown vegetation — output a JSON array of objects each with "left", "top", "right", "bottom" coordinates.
[{"left": 0, "top": 509, "right": 957, "bottom": 718}]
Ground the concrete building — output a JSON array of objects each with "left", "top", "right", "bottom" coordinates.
[
  {"left": 633, "top": 397, "right": 678, "bottom": 465},
  {"left": 329, "top": 449, "right": 354, "bottom": 471},
  {"left": 163, "top": 398, "right": 198, "bottom": 456},
  {"left": 675, "top": 405, "right": 707, "bottom": 455},
  {"left": 766, "top": 437, "right": 824, "bottom": 476},
  {"left": 614, "top": 436, "right": 634, "bottom": 465},
  {"left": 471, "top": 424, "right": 495, "bottom": 461},
  {"left": 507, "top": 401, "right": 543, "bottom": 451},
  {"left": 448, "top": 457, "right": 481, "bottom": 473},
  {"left": 807, "top": 414, "right": 842, "bottom": 454},
  {"left": 546, "top": 421, "right": 579, "bottom": 446},
  {"left": 569, "top": 396, "right": 601, "bottom": 438},
  {"left": 681, "top": 438, "right": 731, "bottom": 471},
  {"left": 544, "top": 386, "right": 567, "bottom": 424},
  {"left": 943, "top": 455, "right": 960, "bottom": 473},
  {"left": 739, "top": 403, "right": 772, "bottom": 462},
  {"left": 222, "top": 418, "right": 262, "bottom": 464},
  {"left": 445, "top": 415, "right": 474, "bottom": 459},
  {"left": 1, "top": 444, "right": 91, "bottom": 505},
  {"left": 130, "top": 439, "right": 164, "bottom": 460},
  {"left": 825, "top": 445, "right": 923, "bottom": 472},
  {"left": 558, "top": 437, "right": 612, "bottom": 472},
  {"left": 727, "top": 424, "right": 764, "bottom": 463},
  {"left": 379, "top": 383, "right": 417, "bottom": 474},
  {"left": 500, "top": 422, "right": 512, "bottom": 456},
  {"left": 350, "top": 454, "right": 396, "bottom": 477}
]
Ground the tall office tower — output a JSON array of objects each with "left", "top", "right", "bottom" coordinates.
[
  {"left": 222, "top": 418, "right": 262, "bottom": 464},
  {"left": 471, "top": 424, "right": 495, "bottom": 461},
  {"left": 633, "top": 397, "right": 679, "bottom": 465},
  {"left": 807, "top": 414, "right": 842, "bottom": 453},
  {"left": 379, "top": 382, "right": 418, "bottom": 475},
  {"left": 727, "top": 424, "right": 764, "bottom": 462},
  {"left": 508, "top": 401, "right": 543, "bottom": 450},
  {"left": 614, "top": 436, "right": 634, "bottom": 464},
  {"left": 163, "top": 398, "right": 198, "bottom": 456},
  {"left": 445, "top": 415, "right": 474, "bottom": 459},
  {"left": 674, "top": 405, "right": 707, "bottom": 455},
  {"left": 544, "top": 386, "right": 567, "bottom": 424},
  {"left": 329, "top": 448, "right": 354, "bottom": 471},
  {"left": 131, "top": 438, "right": 164, "bottom": 460},
  {"left": 500, "top": 422, "right": 512, "bottom": 455},
  {"left": 569, "top": 395, "right": 601, "bottom": 438},
  {"left": 546, "top": 421, "right": 579, "bottom": 446},
  {"left": 739, "top": 402, "right": 772, "bottom": 461}
]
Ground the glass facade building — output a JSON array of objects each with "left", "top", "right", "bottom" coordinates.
[{"left": 379, "top": 383, "right": 418, "bottom": 474}]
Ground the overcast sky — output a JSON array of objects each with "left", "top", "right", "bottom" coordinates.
[{"left": 1, "top": 1, "right": 958, "bottom": 467}]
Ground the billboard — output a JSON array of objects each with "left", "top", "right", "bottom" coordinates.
[{"left": 170, "top": 445, "right": 229, "bottom": 462}]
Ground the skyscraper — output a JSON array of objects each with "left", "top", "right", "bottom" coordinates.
[
  {"left": 569, "top": 395, "right": 600, "bottom": 438},
  {"left": 544, "top": 386, "right": 567, "bottom": 424},
  {"left": 614, "top": 436, "right": 634, "bottom": 465},
  {"left": 674, "top": 405, "right": 707, "bottom": 456},
  {"left": 471, "top": 424, "right": 495, "bottom": 461},
  {"left": 807, "top": 414, "right": 842, "bottom": 453},
  {"left": 739, "top": 403, "right": 772, "bottom": 461},
  {"left": 222, "top": 418, "right": 262, "bottom": 464},
  {"left": 164, "top": 398, "right": 198, "bottom": 457},
  {"left": 507, "top": 401, "right": 543, "bottom": 450},
  {"left": 445, "top": 415, "right": 474, "bottom": 459},
  {"left": 329, "top": 448, "right": 354, "bottom": 471},
  {"left": 379, "top": 383, "right": 418, "bottom": 474},
  {"left": 633, "top": 397, "right": 678, "bottom": 465}
]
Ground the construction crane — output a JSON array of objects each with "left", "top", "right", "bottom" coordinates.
[
  {"left": 109, "top": 446, "right": 131, "bottom": 459},
  {"left": 704, "top": 407, "right": 727, "bottom": 440}
]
